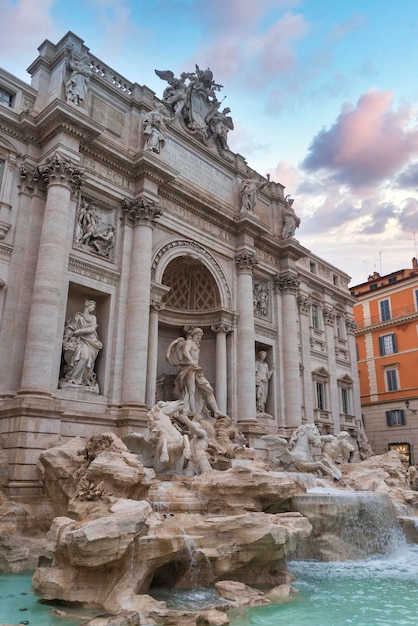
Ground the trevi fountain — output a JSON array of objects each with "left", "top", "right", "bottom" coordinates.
[{"left": 1, "top": 326, "right": 418, "bottom": 625}]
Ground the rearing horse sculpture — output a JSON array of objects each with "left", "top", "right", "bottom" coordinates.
[
  {"left": 262, "top": 423, "right": 343, "bottom": 480},
  {"left": 147, "top": 400, "right": 191, "bottom": 473}
]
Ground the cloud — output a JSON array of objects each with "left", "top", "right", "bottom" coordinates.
[
  {"left": 302, "top": 90, "right": 418, "bottom": 188},
  {"left": 398, "top": 198, "right": 418, "bottom": 232},
  {"left": 0, "top": 0, "right": 58, "bottom": 78}
]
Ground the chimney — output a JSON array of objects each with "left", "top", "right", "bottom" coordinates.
[{"left": 412, "top": 257, "right": 418, "bottom": 269}]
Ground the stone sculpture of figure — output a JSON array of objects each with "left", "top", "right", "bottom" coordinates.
[
  {"left": 320, "top": 431, "right": 355, "bottom": 464},
  {"left": 155, "top": 69, "right": 188, "bottom": 116},
  {"left": 255, "top": 351, "right": 274, "bottom": 414},
  {"left": 143, "top": 104, "right": 171, "bottom": 154},
  {"left": 240, "top": 172, "right": 270, "bottom": 213},
  {"left": 61, "top": 300, "right": 102, "bottom": 392},
  {"left": 176, "top": 411, "right": 212, "bottom": 474},
  {"left": 78, "top": 201, "right": 99, "bottom": 246},
  {"left": 65, "top": 51, "right": 92, "bottom": 107},
  {"left": 91, "top": 224, "right": 115, "bottom": 258},
  {"left": 206, "top": 105, "right": 234, "bottom": 151},
  {"left": 166, "top": 327, "right": 225, "bottom": 418},
  {"left": 281, "top": 195, "right": 300, "bottom": 239}
]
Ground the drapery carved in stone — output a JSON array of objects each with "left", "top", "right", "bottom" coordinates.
[
  {"left": 122, "top": 197, "right": 163, "bottom": 226},
  {"left": 74, "top": 196, "right": 115, "bottom": 261},
  {"left": 235, "top": 249, "right": 258, "bottom": 273},
  {"left": 253, "top": 279, "right": 270, "bottom": 318}
]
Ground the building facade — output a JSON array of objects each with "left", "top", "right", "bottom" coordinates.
[
  {"left": 352, "top": 259, "right": 418, "bottom": 463},
  {"left": 0, "top": 32, "right": 360, "bottom": 498}
]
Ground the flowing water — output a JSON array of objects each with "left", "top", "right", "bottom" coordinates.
[{"left": 229, "top": 544, "right": 418, "bottom": 626}]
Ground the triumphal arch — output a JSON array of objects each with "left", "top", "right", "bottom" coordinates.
[{"left": 0, "top": 33, "right": 360, "bottom": 497}]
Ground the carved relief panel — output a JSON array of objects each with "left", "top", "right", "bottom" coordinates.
[
  {"left": 74, "top": 196, "right": 116, "bottom": 262},
  {"left": 253, "top": 278, "right": 271, "bottom": 321}
]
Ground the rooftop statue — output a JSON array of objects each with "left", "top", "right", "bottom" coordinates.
[
  {"left": 240, "top": 171, "right": 270, "bottom": 213},
  {"left": 281, "top": 195, "right": 301, "bottom": 239},
  {"left": 155, "top": 65, "right": 233, "bottom": 157},
  {"left": 64, "top": 48, "right": 92, "bottom": 107}
]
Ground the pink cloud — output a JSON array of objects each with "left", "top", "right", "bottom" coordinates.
[{"left": 302, "top": 90, "right": 418, "bottom": 187}]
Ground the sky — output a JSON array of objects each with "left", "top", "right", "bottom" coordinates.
[{"left": 2, "top": 0, "right": 418, "bottom": 286}]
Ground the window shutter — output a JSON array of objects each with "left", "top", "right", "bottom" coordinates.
[
  {"left": 379, "top": 336, "right": 385, "bottom": 356},
  {"left": 392, "top": 333, "right": 397, "bottom": 353},
  {"left": 386, "top": 410, "right": 392, "bottom": 426}
]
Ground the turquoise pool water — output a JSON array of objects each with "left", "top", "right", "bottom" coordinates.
[
  {"left": 0, "top": 571, "right": 96, "bottom": 625},
  {"left": 229, "top": 544, "right": 418, "bottom": 626}
]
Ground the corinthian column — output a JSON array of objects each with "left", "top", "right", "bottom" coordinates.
[
  {"left": 235, "top": 249, "right": 258, "bottom": 422},
  {"left": 19, "top": 153, "right": 84, "bottom": 395},
  {"left": 276, "top": 271, "right": 301, "bottom": 429},
  {"left": 211, "top": 322, "right": 232, "bottom": 415},
  {"left": 121, "top": 197, "right": 163, "bottom": 407}
]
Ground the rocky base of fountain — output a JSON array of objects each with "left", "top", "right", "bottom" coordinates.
[{"left": 1, "top": 434, "right": 418, "bottom": 625}]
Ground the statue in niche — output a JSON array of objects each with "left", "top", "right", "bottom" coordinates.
[
  {"left": 76, "top": 200, "right": 115, "bottom": 259},
  {"left": 60, "top": 300, "right": 102, "bottom": 393},
  {"left": 281, "top": 195, "right": 300, "bottom": 239},
  {"left": 143, "top": 103, "right": 172, "bottom": 154},
  {"left": 166, "top": 327, "right": 226, "bottom": 418},
  {"left": 65, "top": 49, "right": 92, "bottom": 107},
  {"left": 240, "top": 172, "right": 270, "bottom": 213},
  {"left": 253, "top": 281, "right": 269, "bottom": 318},
  {"left": 255, "top": 351, "right": 274, "bottom": 415}
]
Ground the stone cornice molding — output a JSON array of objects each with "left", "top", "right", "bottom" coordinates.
[
  {"left": 68, "top": 255, "right": 121, "bottom": 286},
  {"left": 235, "top": 213, "right": 270, "bottom": 239},
  {"left": 275, "top": 270, "right": 300, "bottom": 294},
  {"left": 33, "top": 100, "right": 103, "bottom": 146},
  {"left": 38, "top": 152, "right": 85, "bottom": 193},
  {"left": 122, "top": 196, "right": 163, "bottom": 227},
  {"left": 133, "top": 153, "right": 178, "bottom": 187},
  {"left": 0, "top": 220, "right": 11, "bottom": 240},
  {"left": 235, "top": 249, "right": 258, "bottom": 273}
]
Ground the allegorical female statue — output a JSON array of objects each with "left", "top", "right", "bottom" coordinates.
[{"left": 60, "top": 300, "right": 102, "bottom": 392}]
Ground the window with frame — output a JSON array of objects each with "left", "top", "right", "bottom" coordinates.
[
  {"left": 386, "top": 410, "right": 405, "bottom": 426},
  {"left": 379, "top": 298, "right": 391, "bottom": 321},
  {"left": 341, "top": 387, "right": 350, "bottom": 414},
  {"left": 0, "top": 87, "right": 13, "bottom": 107},
  {"left": 335, "top": 314, "right": 344, "bottom": 339},
  {"left": 378, "top": 333, "right": 397, "bottom": 356},
  {"left": 385, "top": 368, "right": 399, "bottom": 391},
  {"left": 311, "top": 303, "right": 320, "bottom": 329},
  {"left": 316, "top": 382, "right": 326, "bottom": 410}
]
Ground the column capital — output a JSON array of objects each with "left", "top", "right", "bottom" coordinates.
[
  {"left": 38, "top": 152, "right": 85, "bottom": 193},
  {"left": 297, "top": 294, "right": 311, "bottom": 315},
  {"left": 323, "top": 305, "right": 335, "bottom": 325},
  {"left": 150, "top": 298, "right": 166, "bottom": 312},
  {"left": 275, "top": 270, "right": 300, "bottom": 294},
  {"left": 122, "top": 196, "right": 163, "bottom": 227},
  {"left": 345, "top": 317, "right": 358, "bottom": 334},
  {"left": 235, "top": 249, "right": 258, "bottom": 273},
  {"left": 211, "top": 322, "right": 232, "bottom": 334}
]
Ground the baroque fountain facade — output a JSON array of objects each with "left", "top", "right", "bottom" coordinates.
[{"left": 0, "top": 32, "right": 417, "bottom": 625}]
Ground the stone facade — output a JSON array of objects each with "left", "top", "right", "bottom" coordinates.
[{"left": 0, "top": 32, "right": 360, "bottom": 498}]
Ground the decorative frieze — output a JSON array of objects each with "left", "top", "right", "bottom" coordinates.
[{"left": 69, "top": 256, "right": 120, "bottom": 286}]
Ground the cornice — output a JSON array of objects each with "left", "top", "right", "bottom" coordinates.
[
  {"left": 68, "top": 255, "right": 120, "bottom": 286},
  {"left": 355, "top": 310, "right": 418, "bottom": 335},
  {"left": 32, "top": 100, "right": 103, "bottom": 146}
]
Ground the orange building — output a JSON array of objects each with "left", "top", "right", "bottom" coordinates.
[{"left": 351, "top": 258, "right": 418, "bottom": 463}]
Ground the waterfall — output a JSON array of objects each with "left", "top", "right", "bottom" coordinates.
[{"left": 291, "top": 492, "right": 405, "bottom": 561}]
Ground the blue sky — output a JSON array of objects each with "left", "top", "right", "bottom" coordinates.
[{"left": 2, "top": 0, "right": 418, "bottom": 285}]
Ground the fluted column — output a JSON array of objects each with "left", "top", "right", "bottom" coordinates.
[
  {"left": 19, "top": 153, "right": 84, "bottom": 395},
  {"left": 276, "top": 271, "right": 301, "bottom": 429},
  {"left": 211, "top": 322, "right": 232, "bottom": 414},
  {"left": 121, "top": 197, "right": 162, "bottom": 407},
  {"left": 146, "top": 283, "right": 170, "bottom": 406},
  {"left": 235, "top": 250, "right": 258, "bottom": 422}
]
